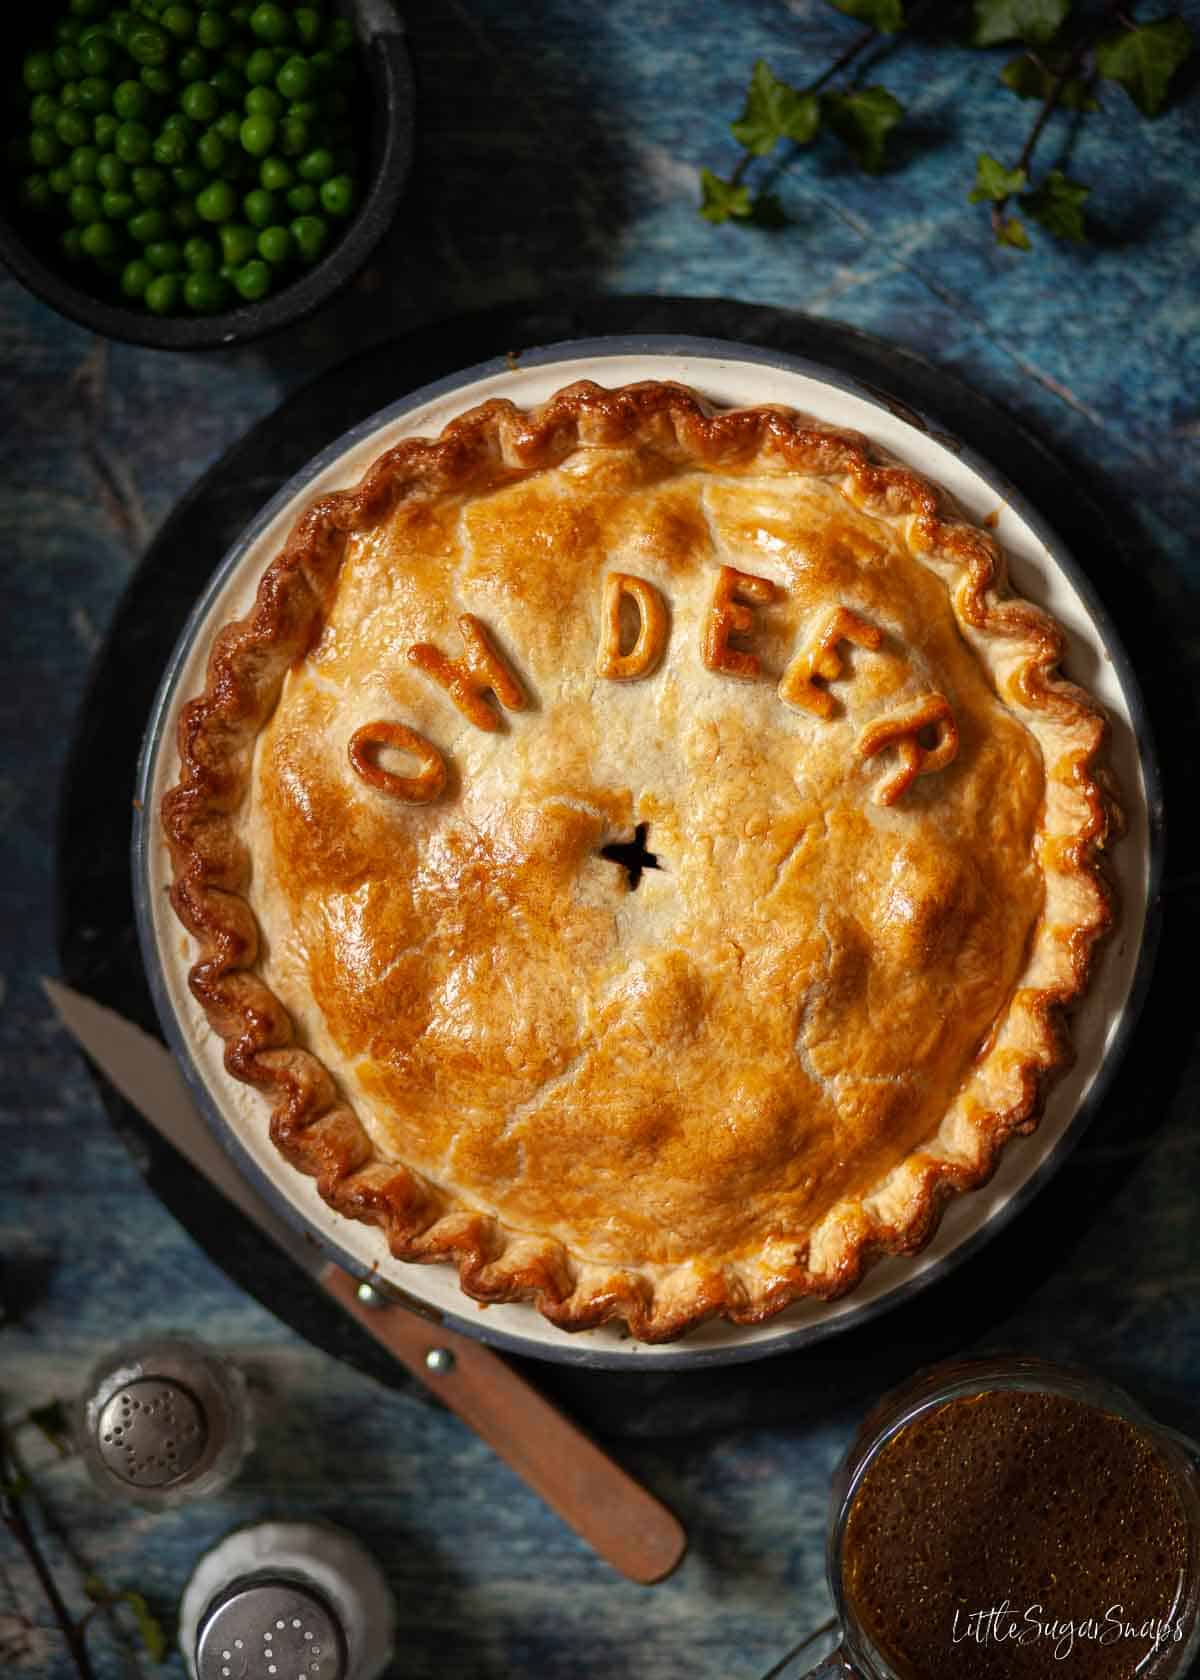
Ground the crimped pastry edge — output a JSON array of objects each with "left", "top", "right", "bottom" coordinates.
[{"left": 160, "top": 378, "right": 1118, "bottom": 1342}]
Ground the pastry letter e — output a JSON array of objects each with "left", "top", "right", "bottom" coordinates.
[{"left": 702, "top": 565, "right": 776, "bottom": 679}]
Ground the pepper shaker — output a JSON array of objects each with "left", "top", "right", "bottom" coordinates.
[
  {"left": 179, "top": 1520, "right": 397, "bottom": 1680},
  {"left": 76, "top": 1334, "right": 251, "bottom": 1508}
]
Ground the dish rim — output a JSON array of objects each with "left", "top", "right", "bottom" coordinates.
[{"left": 133, "top": 333, "right": 1163, "bottom": 1370}]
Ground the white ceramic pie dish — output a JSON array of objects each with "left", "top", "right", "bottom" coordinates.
[{"left": 135, "top": 336, "right": 1160, "bottom": 1369}]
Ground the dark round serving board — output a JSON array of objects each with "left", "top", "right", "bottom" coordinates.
[{"left": 57, "top": 295, "right": 1189, "bottom": 1439}]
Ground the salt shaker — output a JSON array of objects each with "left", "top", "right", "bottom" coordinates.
[
  {"left": 178, "top": 1520, "right": 397, "bottom": 1680},
  {"left": 76, "top": 1334, "right": 251, "bottom": 1508}
]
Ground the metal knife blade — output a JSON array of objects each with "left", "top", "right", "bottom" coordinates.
[
  {"left": 41, "top": 977, "right": 688, "bottom": 1583},
  {"left": 42, "top": 977, "right": 363, "bottom": 1292}
]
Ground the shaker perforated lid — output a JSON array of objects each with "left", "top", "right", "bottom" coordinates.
[
  {"left": 94, "top": 1377, "right": 209, "bottom": 1489},
  {"left": 195, "top": 1579, "right": 347, "bottom": 1680}
]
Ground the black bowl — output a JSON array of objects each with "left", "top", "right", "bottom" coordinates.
[{"left": 0, "top": 0, "right": 413, "bottom": 349}]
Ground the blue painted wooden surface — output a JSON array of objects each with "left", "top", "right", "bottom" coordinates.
[{"left": 3, "top": 3, "right": 1199, "bottom": 1676}]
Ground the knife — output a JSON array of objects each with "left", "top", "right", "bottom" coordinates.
[{"left": 43, "top": 979, "right": 686, "bottom": 1585}]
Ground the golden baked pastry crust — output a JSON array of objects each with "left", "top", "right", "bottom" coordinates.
[{"left": 162, "top": 379, "right": 1117, "bottom": 1341}]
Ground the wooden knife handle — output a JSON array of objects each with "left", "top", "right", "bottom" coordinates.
[{"left": 319, "top": 1263, "right": 686, "bottom": 1584}]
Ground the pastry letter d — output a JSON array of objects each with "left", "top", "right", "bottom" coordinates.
[{"left": 596, "top": 572, "right": 669, "bottom": 680}]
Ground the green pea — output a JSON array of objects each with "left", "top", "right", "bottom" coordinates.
[
  {"left": 240, "top": 112, "right": 275, "bottom": 155},
  {"left": 67, "top": 183, "right": 103, "bottom": 222},
  {"left": 145, "top": 272, "right": 182, "bottom": 313},
  {"left": 140, "top": 64, "right": 174, "bottom": 96},
  {"left": 77, "top": 36, "right": 114, "bottom": 77},
  {"left": 29, "top": 130, "right": 64, "bottom": 168},
  {"left": 196, "top": 128, "right": 226, "bottom": 170},
  {"left": 80, "top": 219, "right": 119, "bottom": 259},
  {"left": 171, "top": 198, "right": 201, "bottom": 231},
  {"left": 71, "top": 0, "right": 106, "bottom": 15},
  {"left": 231, "top": 5, "right": 253, "bottom": 25},
  {"left": 60, "top": 226, "right": 86, "bottom": 263},
  {"left": 30, "top": 94, "right": 60, "bottom": 128},
  {"left": 256, "top": 222, "right": 291, "bottom": 263},
  {"left": 234, "top": 256, "right": 271, "bottom": 298},
  {"left": 257, "top": 153, "right": 290, "bottom": 189},
  {"left": 177, "top": 46, "right": 210, "bottom": 82},
  {"left": 296, "top": 145, "right": 333, "bottom": 182},
  {"left": 288, "top": 98, "right": 318, "bottom": 121},
  {"left": 294, "top": 9, "right": 321, "bottom": 48},
  {"left": 172, "top": 163, "right": 206, "bottom": 193},
  {"left": 183, "top": 233, "right": 217, "bottom": 269},
  {"left": 110, "top": 10, "right": 136, "bottom": 45},
  {"left": 113, "top": 79, "right": 149, "bottom": 119},
  {"left": 213, "top": 108, "right": 242, "bottom": 142},
  {"left": 284, "top": 181, "right": 317, "bottom": 213},
  {"left": 49, "top": 165, "right": 75, "bottom": 195},
  {"left": 59, "top": 82, "right": 82, "bottom": 108},
  {"left": 181, "top": 80, "right": 219, "bottom": 122},
  {"left": 249, "top": 3, "right": 289, "bottom": 44},
  {"left": 275, "top": 56, "right": 312, "bottom": 101},
  {"left": 245, "top": 47, "right": 276, "bottom": 86},
  {"left": 128, "top": 205, "right": 169, "bottom": 241},
  {"left": 129, "top": 24, "right": 170, "bottom": 66},
  {"left": 327, "top": 17, "right": 354, "bottom": 53},
  {"left": 241, "top": 187, "right": 274, "bottom": 227},
  {"left": 184, "top": 269, "right": 229, "bottom": 311},
  {"left": 69, "top": 145, "right": 102, "bottom": 183},
  {"left": 20, "top": 173, "right": 54, "bottom": 213},
  {"left": 121, "top": 255, "right": 153, "bottom": 297},
  {"left": 196, "top": 178, "right": 236, "bottom": 220},
  {"left": 289, "top": 212, "right": 326, "bottom": 262},
  {"left": 145, "top": 238, "right": 182, "bottom": 271},
  {"left": 115, "top": 120, "right": 152, "bottom": 162},
  {"left": 76, "top": 76, "right": 111, "bottom": 113},
  {"left": 210, "top": 66, "right": 244, "bottom": 103},
  {"left": 196, "top": 12, "right": 229, "bottom": 49},
  {"left": 101, "top": 188, "right": 136, "bottom": 218},
  {"left": 55, "top": 109, "right": 91, "bottom": 148},
  {"left": 96, "top": 152, "right": 129, "bottom": 188},
  {"left": 53, "top": 45, "right": 82, "bottom": 81},
  {"left": 153, "top": 128, "right": 190, "bottom": 165},
  {"left": 273, "top": 115, "right": 305, "bottom": 157},
  {"left": 245, "top": 84, "right": 282, "bottom": 118},
  {"left": 162, "top": 5, "right": 195, "bottom": 38},
  {"left": 93, "top": 113, "right": 120, "bottom": 148},
  {"left": 132, "top": 164, "right": 169, "bottom": 202},
  {"left": 219, "top": 219, "right": 257, "bottom": 262}
]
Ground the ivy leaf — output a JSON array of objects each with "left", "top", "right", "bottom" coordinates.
[
  {"left": 996, "top": 214, "right": 1032, "bottom": 249},
  {"left": 968, "top": 153, "right": 1028, "bottom": 202},
  {"left": 120, "top": 1592, "right": 168, "bottom": 1663},
  {"left": 730, "top": 61, "right": 820, "bottom": 155},
  {"left": 971, "top": 0, "right": 1070, "bottom": 48},
  {"left": 822, "top": 86, "right": 905, "bottom": 172},
  {"left": 1000, "top": 54, "right": 1098, "bottom": 111},
  {"left": 1022, "top": 168, "right": 1089, "bottom": 240},
  {"left": 699, "top": 168, "right": 754, "bottom": 224},
  {"left": 27, "top": 1400, "right": 71, "bottom": 1456},
  {"left": 829, "top": 0, "right": 906, "bottom": 32},
  {"left": 1095, "top": 18, "right": 1194, "bottom": 118}
]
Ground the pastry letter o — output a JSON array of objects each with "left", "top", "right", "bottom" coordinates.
[
  {"left": 702, "top": 565, "right": 776, "bottom": 679},
  {"left": 349, "top": 721, "right": 447, "bottom": 804},
  {"left": 596, "top": 572, "right": 668, "bottom": 680}
]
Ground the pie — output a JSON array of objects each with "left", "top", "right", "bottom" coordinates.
[{"left": 162, "top": 378, "right": 1118, "bottom": 1342}]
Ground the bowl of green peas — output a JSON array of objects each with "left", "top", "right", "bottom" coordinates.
[{"left": 3, "top": 0, "right": 413, "bottom": 347}]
